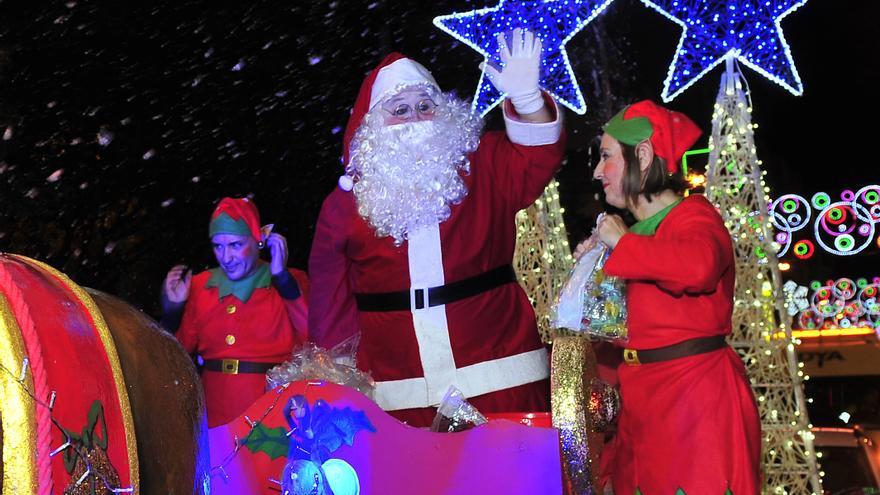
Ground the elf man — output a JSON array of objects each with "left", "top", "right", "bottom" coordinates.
[{"left": 161, "top": 197, "right": 308, "bottom": 427}]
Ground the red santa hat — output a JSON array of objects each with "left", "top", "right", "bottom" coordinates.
[
  {"left": 338, "top": 53, "right": 440, "bottom": 191},
  {"left": 208, "top": 197, "right": 263, "bottom": 243},
  {"left": 604, "top": 100, "right": 702, "bottom": 174}
]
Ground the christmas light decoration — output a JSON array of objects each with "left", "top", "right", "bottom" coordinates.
[
  {"left": 791, "top": 277, "right": 880, "bottom": 332},
  {"left": 769, "top": 185, "right": 880, "bottom": 258},
  {"left": 513, "top": 180, "right": 574, "bottom": 343},
  {"left": 433, "top": 0, "right": 614, "bottom": 116},
  {"left": 704, "top": 61, "right": 821, "bottom": 493},
  {"left": 639, "top": 0, "right": 808, "bottom": 101}
]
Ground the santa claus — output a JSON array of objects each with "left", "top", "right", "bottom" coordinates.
[{"left": 309, "top": 29, "right": 566, "bottom": 426}]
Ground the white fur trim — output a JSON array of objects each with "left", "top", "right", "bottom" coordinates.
[
  {"left": 374, "top": 348, "right": 550, "bottom": 411},
  {"left": 377, "top": 222, "right": 550, "bottom": 412},
  {"left": 406, "top": 225, "right": 457, "bottom": 405},
  {"left": 503, "top": 97, "right": 564, "bottom": 146},
  {"left": 370, "top": 58, "right": 440, "bottom": 110}
]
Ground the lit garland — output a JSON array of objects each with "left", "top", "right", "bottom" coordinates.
[
  {"left": 769, "top": 185, "right": 880, "bottom": 258},
  {"left": 433, "top": 0, "right": 614, "bottom": 116},
  {"left": 638, "top": 0, "right": 808, "bottom": 101}
]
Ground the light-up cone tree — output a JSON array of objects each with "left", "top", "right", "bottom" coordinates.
[
  {"left": 513, "top": 180, "right": 575, "bottom": 343},
  {"left": 705, "top": 59, "right": 821, "bottom": 494}
]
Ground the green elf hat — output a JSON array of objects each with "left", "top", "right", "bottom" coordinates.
[
  {"left": 209, "top": 197, "right": 264, "bottom": 245},
  {"left": 604, "top": 100, "right": 702, "bottom": 174}
]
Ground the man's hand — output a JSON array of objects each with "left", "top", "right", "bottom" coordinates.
[
  {"left": 480, "top": 28, "right": 544, "bottom": 116},
  {"left": 163, "top": 264, "right": 192, "bottom": 304},
  {"left": 597, "top": 214, "right": 629, "bottom": 249},
  {"left": 266, "top": 233, "right": 289, "bottom": 276}
]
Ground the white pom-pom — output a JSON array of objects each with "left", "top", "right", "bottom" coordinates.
[{"left": 338, "top": 174, "right": 354, "bottom": 191}]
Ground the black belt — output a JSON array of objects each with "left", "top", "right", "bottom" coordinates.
[
  {"left": 204, "top": 359, "right": 279, "bottom": 375},
  {"left": 355, "top": 264, "right": 517, "bottom": 312},
  {"left": 622, "top": 335, "right": 727, "bottom": 365}
]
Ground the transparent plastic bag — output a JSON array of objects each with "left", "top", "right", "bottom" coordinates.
[
  {"left": 267, "top": 334, "right": 376, "bottom": 399},
  {"left": 430, "top": 385, "right": 488, "bottom": 433},
  {"left": 552, "top": 236, "right": 628, "bottom": 342}
]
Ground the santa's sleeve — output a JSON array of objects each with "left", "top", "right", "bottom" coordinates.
[
  {"left": 478, "top": 92, "right": 566, "bottom": 211},
  {"left": 603, "top": 206, "right": 732, "bottom": 295},
  {"left": 308, "top": 191, "right": 360, "bottom": 349}
]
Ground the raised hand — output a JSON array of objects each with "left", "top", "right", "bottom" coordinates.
[
  {"left": 480, "top": 27, "right": 544, "bottom": 115},
  {"left": 266, "top": 233, "right": 289, "bottom": 276},
  {"left": 163, "top": 264, "right": 192, "bottom": 304}
]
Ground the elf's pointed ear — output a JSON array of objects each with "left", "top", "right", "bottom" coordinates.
[{"left": 636, "top": 139, "right": 654, "bottom": 172}]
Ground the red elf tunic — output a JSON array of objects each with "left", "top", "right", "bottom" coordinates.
[
  {"left": 600, "top": 194, "right": 761, "bottom": 494},
  {"left": 177, "top": 265, "right": 309, "bottom": 427}
]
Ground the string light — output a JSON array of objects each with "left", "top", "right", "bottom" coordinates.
[
  {"left": 0, "top": 360, "right": 134, "bottom": 494},
  {"left": 433, "top": 0, "right": 614, "bottom": 116},
  {"left": 639, "top": 0, "right": 808, "bottom": 101}
]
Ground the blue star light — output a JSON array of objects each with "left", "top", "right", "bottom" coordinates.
[
  {"left": 434, "top": 0, "right": 614, "bottom": 116},
  {"left": 641, "top": 0, "right": 808, "bottom": 101}
]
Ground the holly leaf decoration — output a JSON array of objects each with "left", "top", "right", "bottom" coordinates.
[
  {"left": 243, "top": 423, "right": 290, "bottom": 460},
  {"left": 310, "top": 400, "right": 376, "bottom": 456}
]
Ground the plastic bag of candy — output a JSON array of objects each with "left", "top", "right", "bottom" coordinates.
[
  {"left": 430, "top": 385, "right": 488, "bottom": 433},
  {"left": 552, "top": 237, "right": 627, "bottom": 342}
]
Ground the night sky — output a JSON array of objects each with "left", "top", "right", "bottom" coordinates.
[{"left": 1, "top": 0, "right": 877, "bottom": 319}]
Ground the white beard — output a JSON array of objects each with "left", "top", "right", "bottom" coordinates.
[{"left": 347, "top": 94, "right": 483, "bottom": 246}]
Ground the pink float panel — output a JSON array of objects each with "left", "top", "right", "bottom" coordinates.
[{"left": 208, "top": 381, "right": 563, "bottom": 495}]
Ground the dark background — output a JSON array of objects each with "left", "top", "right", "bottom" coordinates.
[{"left": 0, "top": 4, "right": 877, "bottom": 314}]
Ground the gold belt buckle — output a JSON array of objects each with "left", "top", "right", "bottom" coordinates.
[
  {"left": 623, "top": 349, "right": 641, "bottom": 366},
  {"left": 221, "top": 359, "right": 240, "bottom": 374}
]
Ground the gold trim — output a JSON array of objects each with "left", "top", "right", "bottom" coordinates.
[
  {"left": 0, "top": 290, "right": 39, "bottom": 494},
  {"left": 623, "top": 348, "right": 641, "bottom": 366},
  {"left": 551, "top": 336, "right": 602, "bottom": 493},
  {"left": 11, "top": 255, "right": 140, "bottom": 493}
]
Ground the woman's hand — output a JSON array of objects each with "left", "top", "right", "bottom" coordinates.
[
  {"left": 573, "top": 237, "right": 597, "bottom": 260},
  {"left": 596, "top": 214, "right": 629, "bottom": 249}
]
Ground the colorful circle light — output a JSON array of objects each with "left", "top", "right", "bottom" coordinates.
[
  {"left": 795, "top": 277, "right": 880, "bottom": 331},
  {"left": 824, "top": 206, "right": 846, "bottom": 225},
  {"left": 793, "top": 240, "right": 814, "bottom": 259},
  {"left": 772, "top": 186, "right": 879, "bottom": 258},
  {"left": 812, "top": 192, "right": 831, "bottom": 209}
]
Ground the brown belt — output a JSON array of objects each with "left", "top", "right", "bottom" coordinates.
[
  {"left": 204, "top": 359, "right": 279, "bottom": 375},
  {"left": 622, "top": 335, "right": 727, "bottom": 366}
]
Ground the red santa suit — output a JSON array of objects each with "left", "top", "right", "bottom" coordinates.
[
  {"left": 600, "top": 195, "right": 762, "bottom": 494},
  {"left": 177, "top": 266, "right": 309, "bottom": 427},
  {"left": 308, "top": 54, "right": 565, "bottom": 426}
]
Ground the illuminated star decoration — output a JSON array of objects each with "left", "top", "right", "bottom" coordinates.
[
  {"left": 433, "top": 0, "right": 615, "bottom": 116},
  {"left": 640, "top": 0, "right": 808, "bottom": 101}
]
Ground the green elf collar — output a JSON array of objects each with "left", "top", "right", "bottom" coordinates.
[
  {"left": 205, "top": 262, "right": 272, "bottom": 303},
  {"left": 629, "top": 198, "right": 682, "bottom": 235}
]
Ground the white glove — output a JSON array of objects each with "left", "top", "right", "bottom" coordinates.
[{"left": 480, "top": 28, "right": 544, "bottom": 115}]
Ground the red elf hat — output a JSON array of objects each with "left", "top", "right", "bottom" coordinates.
[
  {"left": 604, "top": 100, "right": 702, "bottom": 174},
  {"left": 208, "top": 197, "right": 262, "bottom": 243}
]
